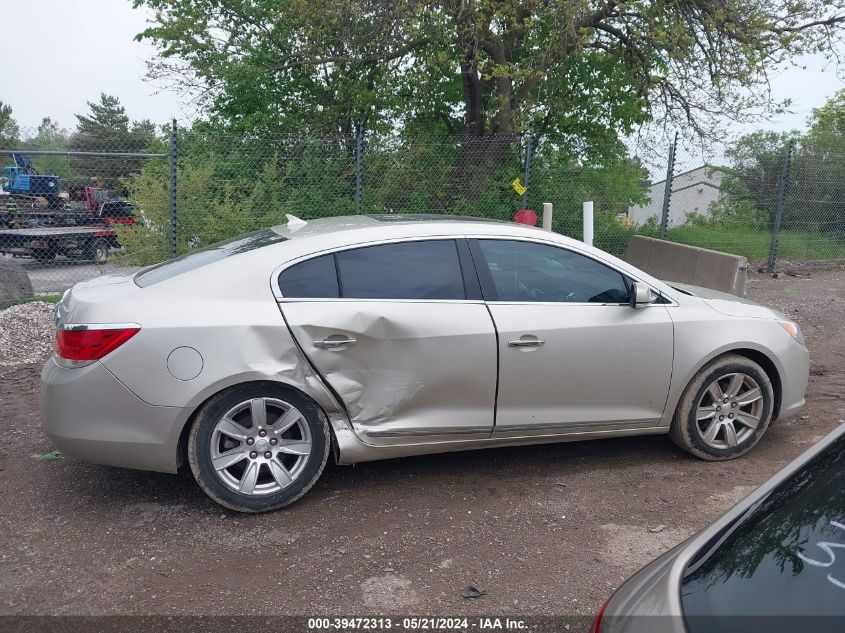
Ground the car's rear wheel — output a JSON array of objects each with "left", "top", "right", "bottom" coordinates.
[
  {"left": 188, "top": 383, "right": 330, "bottom": 512},
  {"left": 670, "top": 354, "right": 774, "bottom": 460}
]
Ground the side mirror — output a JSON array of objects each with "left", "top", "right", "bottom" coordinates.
[{"left": 631, "top": 281, "right": 656, "bottom": 308}]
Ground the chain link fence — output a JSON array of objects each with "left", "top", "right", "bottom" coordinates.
[
  {"left": 2, "top": 124, "right": 844, "bottom": 300},
  {"left": 0, "top": 131, "right": 167, "bottom": 297}
]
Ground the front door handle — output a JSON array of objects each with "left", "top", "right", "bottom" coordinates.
[
  {"left": 313, "top": 337, "right": 357, "bottom": 349},
  {"left": 508, "top": 339, "right": 545, "bottom": 348}
]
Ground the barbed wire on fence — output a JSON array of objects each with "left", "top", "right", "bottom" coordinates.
[{"left": 2, "top": 124, "right": 844, "bottom": 298}]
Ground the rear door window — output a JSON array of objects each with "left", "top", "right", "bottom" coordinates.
[
  {"left": 278, "top": 254, "right": 339, "bottom": 298},
  {"left": 335, "top": 240, "right": 466, "bottom": 300}
]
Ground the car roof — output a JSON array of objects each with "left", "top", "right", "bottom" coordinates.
[
  {"left": 135, "top": 213, "right": 677, "bottom": 301},
  {"left": 263, "top": 214, "right": 675, "bottom": 294}
]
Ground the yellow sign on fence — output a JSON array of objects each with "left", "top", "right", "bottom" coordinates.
[{"left": 511, "top": 178, "right": 527, "bottom": 196}]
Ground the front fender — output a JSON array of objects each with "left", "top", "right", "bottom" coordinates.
[{"left": 661, "top": 311, "right": 796, "bottom": 426}]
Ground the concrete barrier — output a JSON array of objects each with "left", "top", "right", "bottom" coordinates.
[
  {"left": 624, "top": 235, "right": 747, "bottom": 297},
  {"left": 0, "top": 258, "right": 33, "bottom": 306}
]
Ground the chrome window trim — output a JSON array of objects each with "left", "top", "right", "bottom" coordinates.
[
  {"left": 485, "top": 301, "right": 635, "bottom": 307},
  {"left": 58, "top": 322, "right": 142, "bottom": 331},
  {"left": 276, "top": 297, "right": 486, "bottom": 305},
  {"left": 269, "top": 232, "right": 677, "bottom": 307}
]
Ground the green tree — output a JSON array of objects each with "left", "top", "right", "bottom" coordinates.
[
  {"left": 25, "top": 117, "right": 70, "bottom": 177},
  {"left": 120, "top": 126, "right": 357, "bottom": 264},
  {"left": 74, "top": 93, "right": 131, "bottom": 138},
  {"left": 120, "top": 121, "right": 646, "bottom": 262},
  {"left": 0, "top": 101, "right": 19, "bottom": 148},
  {"left": 712, "top": 90, "right": 845, "bottom": 240},
  {"left": 133, "top": 0, "right": 845, "bottom": 143},
  {"left": 791, "top": 90, "right": 845, "bottom": 236},
  {"left": 68, "top": 94, "right": 156, "bottom": 190},
  {"left": 716, "top": 131, "right": 801, "bottom": 228},
  {"left": 806, "top": 89, "right": 845, "bottom": 151}
]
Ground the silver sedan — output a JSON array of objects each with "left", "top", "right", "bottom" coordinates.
[{"left": 41, "top": 215, "right": 809, "bottom": 512}]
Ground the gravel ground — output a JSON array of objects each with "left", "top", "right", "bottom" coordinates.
[
  {"left": 0, "top": 270, "right": 843, "bottom": 619},
  {"left": 0, "top": 301, "right": 55, "bottom": 366}
]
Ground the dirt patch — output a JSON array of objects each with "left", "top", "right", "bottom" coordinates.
[
  {"left": 361, "top": 575, "right": 420, "bottom": 610},
  {"left": 0, "top": 270, "right": 843, "bottom": 617}
]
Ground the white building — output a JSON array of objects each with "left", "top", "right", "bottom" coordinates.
[{"left": 628, "top": 165, "right": 726, "bottom": 227}]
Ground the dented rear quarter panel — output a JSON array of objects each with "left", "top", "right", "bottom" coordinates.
[{"left": 68, "top": 246, "right": 347, "bottom": 434}]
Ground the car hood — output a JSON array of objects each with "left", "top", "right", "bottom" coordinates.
[{"left": 669, "top": 282, "right": 784, "bottom": 319}]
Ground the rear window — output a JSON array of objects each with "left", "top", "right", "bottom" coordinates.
[
  {"left": 681, "top": 432, "right": 845, "bottom": 626},
  {"left": 135, "top": 229, "right": 287, "bottom": 288},
  {"left": 335, "top": 240, "right": 465, "bottom": 300}
]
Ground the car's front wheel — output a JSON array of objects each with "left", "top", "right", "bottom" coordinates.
[
  {"left": 188, "top": 383, "right": 330, "bottom": 512},
  {"left": 670, "top": 354, "right": 774, "bottom": 460}
]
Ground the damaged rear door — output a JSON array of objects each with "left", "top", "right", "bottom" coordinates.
[{"left": 276, "top": 238, "right": 497, "bottom": 446}]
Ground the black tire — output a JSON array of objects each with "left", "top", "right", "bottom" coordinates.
[
  {"left": 86, "top": 238, "right": 109, "bottom": 264},
  {"left": 188, "top": 382, "right": 330, "bottom": 512},
  {"left": 669, "top": 354, "right": 774, "bottom": 461}
]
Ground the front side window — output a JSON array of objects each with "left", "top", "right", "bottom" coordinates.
[
  {"left": 336, "top": 240, "right": 465, "bottom": 300},
  {"left": 476, "top": 239, "right": 630, "bottom": 303}
]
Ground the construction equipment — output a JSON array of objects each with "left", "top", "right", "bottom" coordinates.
[{"left": 2, "top": 153, "right": 62, "bottom": 207}]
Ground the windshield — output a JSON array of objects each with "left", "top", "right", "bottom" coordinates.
[
  {"left": 681, "top": 431, "right": 845, "bottom": 629},
  {"left": 134, "top": 229, "right": 286, "bottom": 288}
]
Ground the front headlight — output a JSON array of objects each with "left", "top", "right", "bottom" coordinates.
[{"left": 778, "top": 320, "right": 805, "bottom": 345}]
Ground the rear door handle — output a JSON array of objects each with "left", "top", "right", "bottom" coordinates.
[
  {"left": 313, "top": 338, "right": 357, "bottom": 349},
  {"left": 508, "top": 339, "right": 545, "bottom": 348}
]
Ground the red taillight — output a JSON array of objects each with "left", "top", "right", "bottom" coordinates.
[
  {"left": 588, "top": 598, "right": 609, "bottom": 633},
  {"left": 56, "top": 327, "right": 140, "bottom": 361}
]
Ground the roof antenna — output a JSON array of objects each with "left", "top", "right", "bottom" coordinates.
[{"left": 286, "top": 214, "right": 307, "bottom": 230}]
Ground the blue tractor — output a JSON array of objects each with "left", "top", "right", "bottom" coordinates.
[{"left": 2, "top": 153, "right": 62, "bottom": 207}]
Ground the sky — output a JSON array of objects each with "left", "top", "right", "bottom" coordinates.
[
  {"left": 1, "top": 0, "right": 842, "bottom": 171},
  {"left": 1, "top": 0, "right": 191, "bottom": 131}
]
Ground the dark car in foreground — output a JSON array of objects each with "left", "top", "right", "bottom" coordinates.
[{"left": 592, "top": 423, "right": 845, "bottom": 633}]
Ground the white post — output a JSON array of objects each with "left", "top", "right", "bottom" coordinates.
[
  {"left": 542, "top": 202, "right": 553, "bottom": 231},
  {"left": 583, "top": 201, "right": 594, "bottom": 246}
]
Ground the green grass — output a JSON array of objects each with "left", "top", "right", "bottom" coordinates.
[
  {"left": 0, "top": 293, "right": 63, "bottom": 310},
  {"left": 36, "top": 293, "right": 63, "bottom": 303},
  {"left": 657, "top": 226, "right": 845, "bottom": 261}
]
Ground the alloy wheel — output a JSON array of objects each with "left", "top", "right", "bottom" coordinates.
[
  {"left": 210, "top": 397, "right": 312, "bottom": 495},
  {"left": 695, "top": 372, "right": 764, "bottom": 449}
]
